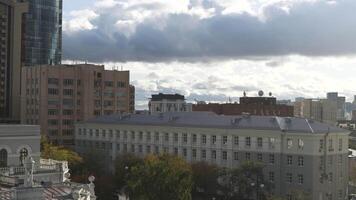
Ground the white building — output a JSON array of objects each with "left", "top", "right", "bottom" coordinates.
[
  {"left": 75, "top": 112, "right": 349, "bottom": 200},
  {"left": 149, "top": 93, "right": 192, "bottom": 114},
  {"left": 0, "top": 125, "right": 96, "bottom": 200}
]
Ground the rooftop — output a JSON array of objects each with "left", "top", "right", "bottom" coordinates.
[
  {"left": 84, "top": 112, "right": 346, "bottom": 134},
  {"left": 0, "top": 125, "right": 40, "bottom": 136},
  {"left": 150, "top": 93, "right": 185, "bottom": 101}
]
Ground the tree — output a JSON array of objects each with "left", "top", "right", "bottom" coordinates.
[
  {"left": 218, "top": 161, "right": 269, "bottom": 200},
  {"left": 126, "top": 154, "right": 193, "bottom": 200},
  {"left": 40, "top": 137, "right": 83, "bottom": 167},
  {"left": 191, "top": 162, "right": 220, "bottom": 200}
]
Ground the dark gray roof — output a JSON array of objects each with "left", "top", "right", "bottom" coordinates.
[{"left": 84, "top": 112, "right": 347, "bottom": 134}]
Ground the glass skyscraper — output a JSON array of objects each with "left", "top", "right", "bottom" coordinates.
[{"left": 23, "top": 0, "right": 62, "bottom": 66}]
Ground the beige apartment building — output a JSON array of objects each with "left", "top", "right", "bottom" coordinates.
[
  {"left": 21, "top": 64, "right": 133, "bottom": 146},
  {"left": 0, "top": 0, "right": 28, "bottom": 122}
]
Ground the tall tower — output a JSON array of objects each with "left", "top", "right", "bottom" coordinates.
[
  {"left": 0, "top": 0, "right": 28, "bottom": 121},
  {"left": 23, "top": 0, "right": 62, "bottom": 66}
]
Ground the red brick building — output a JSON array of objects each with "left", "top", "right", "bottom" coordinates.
[{"left": 193, "top": 96, "right": 294, "bottom": 117}]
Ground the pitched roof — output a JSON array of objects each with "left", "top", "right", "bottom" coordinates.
[{"left": 84, "top": 112, "right": 347, "bottom": 134}]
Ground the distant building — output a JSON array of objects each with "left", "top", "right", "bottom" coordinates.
[
  {"left": 193, "top": 95, "right": 294, "bottom": 117},
  {"left": 0, "top": 0, "right": 28, "bottom": 121},
  {"left": 129, "top": 85, "right": 135, "bottom": 113},
  {"left": 75, "top": 112, "right": 349, "bottom": 200},
  {"left": 21, "top": 64, "right": 132, "bottom": 146},
  {"left": 0, "top": 124, "right": 96, "bottom": 199},
  {"left": 149, "top": 93, "right": 192, "bottom": 114},
  {"left": 294, "top": 93, "right": 346, "bottom": 125}
]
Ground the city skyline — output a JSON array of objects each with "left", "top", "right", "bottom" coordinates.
[{"left": 62, "top": 0, "right": 356, "bottom": 109}]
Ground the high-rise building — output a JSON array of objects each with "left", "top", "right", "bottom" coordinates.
[
  {"left": 0, "top": 0, "right": 28, "bottom": 122},
  {"left": 21, "top": 64, "right": 132, "bottom": 146},
  {"left": 23, "top": 0, "right": 62, "bottom": 66}
]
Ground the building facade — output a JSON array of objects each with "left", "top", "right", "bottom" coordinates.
[
  {"left": 0, "top": 0, "right": 27, "bottom": 121},
  {"left": 21, "top": 64, "right": 131, "bottom": 146},
  {"left": 149, "top": 93, "right": 192, "bottom": 114},
  {"left": 193, "top": 96, "right": 294, "bottom": 117},
  {"left": 75, "top": 112, "right": 349, "bottom": 200},
  {"left": 129, "top": 85, "right": 135, "bottom": 113},
  {"left": 0, "top": 124, "right": 96, "bottom": 200},
  {"left": 23, "top": 0, "right": 62, "bottom": 66}
]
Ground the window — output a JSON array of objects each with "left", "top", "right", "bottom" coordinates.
[
  {"left": 192, "top": 149, "right": 197, "bottom": 158},
  {"left": 257, "top": 153, "right": 262, "bottom": 161},
  {"left": 48, "top": 88, "right": 59, "bottom": 95},
  {"left": 328, "top": 139, "right": 333, "bottom": 151},
  {"left": 298, "top": 156, "right": 304, "bottom": 166},
  {"left": 329, "top": 172, "right": 333, "bottom": 182},
  {"left": 269, "top": 154, "right": 275, "bottom": 164},
  {"left": 201, "top": 150, "right": 206, "bottom": 159},
  {"left": 298, "top": 139, "right": 304, "bottom": 149},
  {"left": 174, "top": 148, "right": 178, "bottom": 155},
  {"left": 63, "top": 79, "right": 74, "bottom": 86},
  {"left": 48, "top": 78, "right": 59, "bottom": 85},
  {"left": 138, "top": 145, "right": 143, "bottom": 153},
  {"left": 117, "top": 81, "right": 126, "bottom": 88},
  {"left": 123, "top": 131, "right": 128, "bottom": 140},
  {"left": 0, "top": 149, "right": 8, "bottom": 167},
  {"left": 146, "top": 132, "right": 151, "bottom": 141},
  {"left": 155, "top": 146, "right": 159, "bottom": 154},
  {"left": 269, "top": 172, "right": 274, "bottom": 182},
  {"left": 139, "top": 132, "right": 143, "bottom": 140},
  {"left": 147, "top": 146, "right": 151, "bottom": 153},
  {"left": 202, "top": 135, "right": 207, "bottom": 144},
  {"left": 328, "top": 156, "right": 333, "bottom": 165},
  {"left": 48, "top": 119, "right": 58, "bottom": 126},
  {"left": 286, "top": 173, "right": 292, "bottom": 183},
  {"left": 319, "top": 139, "right": 324, "bottom": 152},
  {"left": 63, "top": 89, "right": 74, "bottom": 96},
  {"left": 211, "top": 150, "right": 216, "bottom": 159},
  {"left": 192, "top": 134, "right": 197, "bottom": 143},
  {"left": 234, "top": 136, "right": 239, "bottom": 146},
  {"left": 257, "top": 137, "right": 263, "bottom": 148},
  {"left": 48, "top": 109, "right": 59, "bottom": 115},
  {"left": 338, "top": 138, "right": 343, "bottom": 151},
  {"left": 183, "top": 133, "right": 188, "bottom": 143},
  {"left": 287, "top": 155, "right": 292, "bottom": 165},
  {"left": 155, "top": 132, "right": 160, "bottom": 141},
  {"left": 222, "top": 151, "right": 227, "bottom": 160},
  {"left": 269, "top": 137, "right": 276, "bottom": 149},
  {"left": 287, "top": 138, "right": 293, "bottom": 149},
  {"left": 338, "top": 155, "right": 343, "bottom": 164},
  {"left": 63, "top": 99, "right": 74, "bottom": 107},
  {"left": 245, "top": 152, "right": 251, "bottom": 160},
  {"left": 245, "top": 137, "right": 251, "bottom": 147},
  {"left": 298, "top": 174, "right": 304, "bottom": 184},
  {"left": 131, "top": 131, "right": 135, "bottom": 140},
  {"left": 212, "top": 135, "right": 216, "bottom": 145},
  {"left": 174, "top": 133, "right": 178, "bottom": 142},
  {"left": 183, "top": 148, "right": 187, "bottom": 157},
  {"left": 131, "top": 145, "right": 135, "bottom": 153},
  {"left": 234, "top": 152, "right": 239, "bottom": 160},
  {"left": 63, "top": 120, "right": 73, "bottom": 126},
  {"left": 104, "top": 81, "right": 113, "bottom": 87},
  {"left": 164, "top": 133, "right": 169, "bottom": 142},
  {"left": 222, "top": 136, "right": 228, "bottom": 145},
  {"left": 63, "top": 109, "right": 74, "bottom": 115}
]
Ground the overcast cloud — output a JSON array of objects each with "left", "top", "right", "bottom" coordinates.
[
  {"left": 62, "top": 0, "right": 356, "bottom": 109},
  {"left": 63, "top": 0, "right": 356, "bottom": 62}
]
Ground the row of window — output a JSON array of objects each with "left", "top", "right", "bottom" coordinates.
[
  {"left": 78, "top": 128, "right": 278, "bottom": 148},
  {"left": 48, "top": 119, "right": 74, "bottom": 126}
]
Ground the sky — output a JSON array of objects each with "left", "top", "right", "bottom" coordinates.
[{"left": 62, "top": 0, "right": 356, "bottom": 109}]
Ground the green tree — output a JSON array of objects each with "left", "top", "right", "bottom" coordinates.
[
  {"left": 126, "top": 154, "right": 193, "bottom": 200},
  {"left": 40, "top": 137, "right": 83, "bottom": 167},
  {"left": 191, "top": 162, "right": 220, "bottom": 200},
  {"left": 219, "top": 161, "right": 269, "bottom": 200}
]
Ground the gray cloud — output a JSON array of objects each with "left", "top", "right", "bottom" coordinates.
[{"left": 63, "top": 0, "right": 356, "bottom": 62}]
